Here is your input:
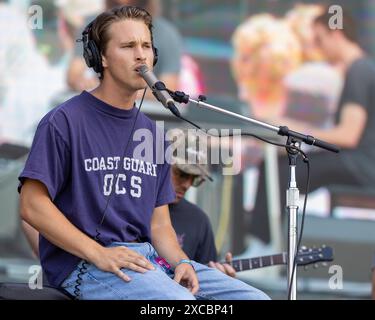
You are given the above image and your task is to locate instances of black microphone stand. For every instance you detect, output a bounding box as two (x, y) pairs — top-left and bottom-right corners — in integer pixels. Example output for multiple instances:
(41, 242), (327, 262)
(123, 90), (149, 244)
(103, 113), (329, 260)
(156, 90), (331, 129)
(168, 91), (339, 300)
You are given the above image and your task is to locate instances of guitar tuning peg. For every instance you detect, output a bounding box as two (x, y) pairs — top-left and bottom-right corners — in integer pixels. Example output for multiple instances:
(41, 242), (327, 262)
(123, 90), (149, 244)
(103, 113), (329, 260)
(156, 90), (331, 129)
(322, 262), (328, 267)
(301, 246), (307, 251)
(313, 263), (319, 269)
(304, 266), (309, 271)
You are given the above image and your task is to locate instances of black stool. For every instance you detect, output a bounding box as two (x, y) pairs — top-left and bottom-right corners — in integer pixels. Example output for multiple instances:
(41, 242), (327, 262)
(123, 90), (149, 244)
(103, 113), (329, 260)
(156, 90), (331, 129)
(0, 282), (72, 300)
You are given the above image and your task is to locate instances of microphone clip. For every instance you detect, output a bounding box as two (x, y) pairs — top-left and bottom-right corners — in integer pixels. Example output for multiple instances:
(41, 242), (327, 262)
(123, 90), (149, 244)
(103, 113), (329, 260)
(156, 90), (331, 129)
(152, 80), (190, 105)
(153, 81), (167, 91)
(170, 90), (190, 104)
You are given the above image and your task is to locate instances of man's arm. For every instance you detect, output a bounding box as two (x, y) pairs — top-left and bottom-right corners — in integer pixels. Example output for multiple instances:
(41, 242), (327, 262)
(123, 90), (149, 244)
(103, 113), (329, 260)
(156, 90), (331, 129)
(309, 103), (367, 148)
(21, 220), (39, 258)
(151, 205), (199, 294)
(151, 205), (188, 267)
(20, 179), (154, 281)
(66, 57), (99, 92)
(271, 103), (367, 149)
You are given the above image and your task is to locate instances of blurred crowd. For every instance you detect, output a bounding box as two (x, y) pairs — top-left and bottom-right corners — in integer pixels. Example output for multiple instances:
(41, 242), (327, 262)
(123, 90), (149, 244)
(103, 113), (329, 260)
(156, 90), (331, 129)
(232, 5), (342, 124)
(1, 0), (343, 146)
(1, 0), (204, 145)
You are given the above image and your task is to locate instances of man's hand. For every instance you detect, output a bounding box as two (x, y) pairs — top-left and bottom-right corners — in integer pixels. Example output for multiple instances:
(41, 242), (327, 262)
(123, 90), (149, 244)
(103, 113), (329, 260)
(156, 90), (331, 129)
(208, 252), (236, 278)
(173, 263), (199, 295)
(91, 246), (155, 282)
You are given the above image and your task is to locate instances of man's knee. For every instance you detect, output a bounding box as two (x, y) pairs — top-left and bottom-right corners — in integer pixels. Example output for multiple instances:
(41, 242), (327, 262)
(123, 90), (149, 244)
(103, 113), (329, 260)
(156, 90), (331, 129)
(246, 288), (271, 300)
(159, 289), (196, 300)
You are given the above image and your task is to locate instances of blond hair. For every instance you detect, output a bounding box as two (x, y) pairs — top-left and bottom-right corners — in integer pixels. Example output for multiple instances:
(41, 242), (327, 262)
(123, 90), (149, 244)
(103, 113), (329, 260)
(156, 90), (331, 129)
(231, 14), (301, 91)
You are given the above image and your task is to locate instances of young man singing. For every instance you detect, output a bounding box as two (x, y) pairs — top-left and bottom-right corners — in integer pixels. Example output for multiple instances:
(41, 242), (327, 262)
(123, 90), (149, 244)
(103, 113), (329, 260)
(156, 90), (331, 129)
(18, 6), (269, 300)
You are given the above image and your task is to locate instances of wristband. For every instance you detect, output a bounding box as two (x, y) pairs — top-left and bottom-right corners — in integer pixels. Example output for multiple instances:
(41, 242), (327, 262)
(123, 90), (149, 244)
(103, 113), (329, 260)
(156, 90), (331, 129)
(176, 259), (194, 269)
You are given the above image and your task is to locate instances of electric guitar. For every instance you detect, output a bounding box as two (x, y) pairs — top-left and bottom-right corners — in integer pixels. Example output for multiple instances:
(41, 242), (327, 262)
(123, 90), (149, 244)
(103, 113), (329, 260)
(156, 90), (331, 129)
(224, 245), (334, 272)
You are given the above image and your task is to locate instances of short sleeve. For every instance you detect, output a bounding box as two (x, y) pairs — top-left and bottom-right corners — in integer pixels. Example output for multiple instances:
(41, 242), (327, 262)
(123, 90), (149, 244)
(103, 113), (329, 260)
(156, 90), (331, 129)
(155, 162), (176, 208)
(154, 126), (176, 207)
(194, 214), (218, 264)
(342, 62), (372, 112)
(18, 121), (71, 200)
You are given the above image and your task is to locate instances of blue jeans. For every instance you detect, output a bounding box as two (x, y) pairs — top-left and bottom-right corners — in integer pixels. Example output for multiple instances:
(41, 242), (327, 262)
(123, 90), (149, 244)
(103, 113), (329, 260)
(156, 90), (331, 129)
(61, 242), (270, 300)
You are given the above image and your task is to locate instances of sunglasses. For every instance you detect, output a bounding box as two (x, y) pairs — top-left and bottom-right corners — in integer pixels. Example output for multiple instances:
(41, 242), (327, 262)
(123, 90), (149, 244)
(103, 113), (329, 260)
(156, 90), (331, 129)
(173, 167), (205, 187)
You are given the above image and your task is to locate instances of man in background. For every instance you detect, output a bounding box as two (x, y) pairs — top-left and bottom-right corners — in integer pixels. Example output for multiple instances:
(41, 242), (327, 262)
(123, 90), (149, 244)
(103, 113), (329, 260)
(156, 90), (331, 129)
(168, 129), (236, 277)
(249, 8), (375, 246)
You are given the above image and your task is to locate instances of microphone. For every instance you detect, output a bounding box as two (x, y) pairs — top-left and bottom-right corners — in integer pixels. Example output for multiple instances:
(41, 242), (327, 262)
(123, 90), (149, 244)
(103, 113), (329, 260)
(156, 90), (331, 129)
(137, 65), (181, 117)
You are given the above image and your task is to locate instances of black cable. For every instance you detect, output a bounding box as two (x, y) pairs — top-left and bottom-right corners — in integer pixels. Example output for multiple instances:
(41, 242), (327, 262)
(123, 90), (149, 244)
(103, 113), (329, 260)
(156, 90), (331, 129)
(95, 89), (145, 239)
(73, 260), (89, 298)
(173, 110), (311, 300)
(73, 88), (147, 299)
(94, 89), (147, 240)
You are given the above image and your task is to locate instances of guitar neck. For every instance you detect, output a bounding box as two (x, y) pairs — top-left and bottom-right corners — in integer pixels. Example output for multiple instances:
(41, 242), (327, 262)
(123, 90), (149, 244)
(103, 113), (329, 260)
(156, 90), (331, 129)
(227, 252), (288, 272)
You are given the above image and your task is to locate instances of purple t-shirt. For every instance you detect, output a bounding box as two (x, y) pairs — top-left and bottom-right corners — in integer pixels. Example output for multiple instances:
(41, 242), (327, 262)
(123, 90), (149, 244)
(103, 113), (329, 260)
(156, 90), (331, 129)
(18, 91), (176, 287)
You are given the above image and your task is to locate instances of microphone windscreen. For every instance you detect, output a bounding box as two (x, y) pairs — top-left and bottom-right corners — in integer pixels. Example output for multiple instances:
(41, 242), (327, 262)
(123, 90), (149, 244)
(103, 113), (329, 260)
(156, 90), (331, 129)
(137, 65), (148, 74)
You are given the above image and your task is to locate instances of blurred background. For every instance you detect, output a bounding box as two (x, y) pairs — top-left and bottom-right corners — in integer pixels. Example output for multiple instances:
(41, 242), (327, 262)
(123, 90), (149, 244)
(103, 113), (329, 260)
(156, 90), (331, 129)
(1, 0), (375, 299)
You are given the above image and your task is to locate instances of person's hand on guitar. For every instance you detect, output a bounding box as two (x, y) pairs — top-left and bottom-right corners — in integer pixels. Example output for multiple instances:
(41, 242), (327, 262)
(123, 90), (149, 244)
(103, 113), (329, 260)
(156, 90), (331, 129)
(208, 252), (236, 278)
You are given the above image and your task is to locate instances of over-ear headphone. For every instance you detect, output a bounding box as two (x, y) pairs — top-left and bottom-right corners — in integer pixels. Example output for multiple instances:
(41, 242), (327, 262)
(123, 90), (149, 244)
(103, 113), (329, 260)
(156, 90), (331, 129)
(81, 19), (159, 77)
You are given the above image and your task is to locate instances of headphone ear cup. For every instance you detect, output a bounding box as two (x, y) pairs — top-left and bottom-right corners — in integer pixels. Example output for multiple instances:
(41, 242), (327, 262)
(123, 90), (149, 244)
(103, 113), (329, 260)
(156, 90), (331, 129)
(88, 40), (103, 74)
(83, 43), (94, 68)
(153, 47), (159, 66)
